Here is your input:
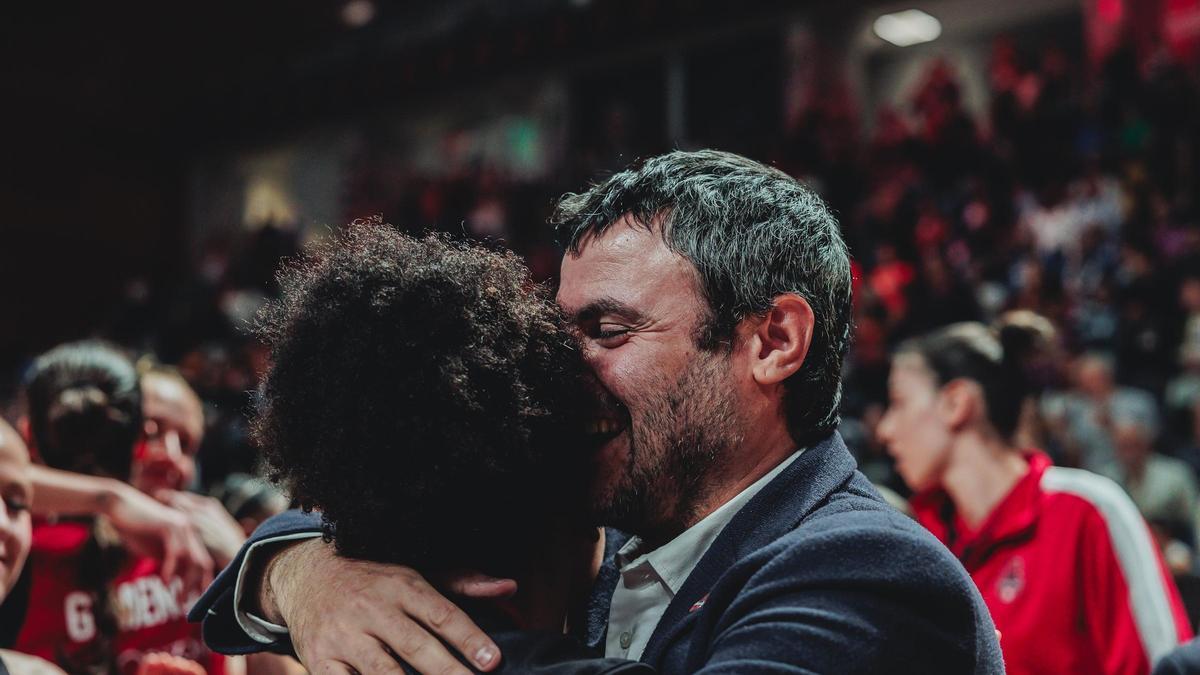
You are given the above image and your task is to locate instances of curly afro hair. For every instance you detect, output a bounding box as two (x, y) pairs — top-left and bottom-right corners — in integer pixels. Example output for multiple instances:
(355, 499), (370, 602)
(253, 219), (594, 574)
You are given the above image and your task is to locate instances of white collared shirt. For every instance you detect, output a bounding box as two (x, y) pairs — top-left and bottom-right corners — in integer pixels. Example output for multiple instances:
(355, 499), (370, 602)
(604, 448), (803, 660)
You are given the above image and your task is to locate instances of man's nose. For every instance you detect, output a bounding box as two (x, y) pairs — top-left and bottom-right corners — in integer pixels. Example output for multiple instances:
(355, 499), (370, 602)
(580, 339), (601, 367)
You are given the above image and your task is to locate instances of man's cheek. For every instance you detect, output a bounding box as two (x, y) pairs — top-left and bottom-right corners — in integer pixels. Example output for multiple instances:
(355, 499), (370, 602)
(605, 354), (662, 402)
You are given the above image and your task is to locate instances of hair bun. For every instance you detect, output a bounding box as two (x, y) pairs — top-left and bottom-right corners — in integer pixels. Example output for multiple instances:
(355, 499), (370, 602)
(51, 385), (108, 417)
(994, 310), (1056, 370)
(49, 385), (130, 426)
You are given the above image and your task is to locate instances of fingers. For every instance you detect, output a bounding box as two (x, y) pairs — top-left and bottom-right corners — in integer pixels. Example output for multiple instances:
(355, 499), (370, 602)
(159, 530), (180, 583)
(311, 661), (356, 675)
(302, 634), (418, 675)
(174, 526), (215, 594)
(158, 490), (210, 512)
(369, 617), (472, 675)
(400, 574), (500, 671)
(278, 554), (501, 675)
(158, 523), (213, 594)
(154, 489), (208, 513)
(191, 530), (216, 590)
(137, 653), (207, 675)
(153, 489), (181, 506)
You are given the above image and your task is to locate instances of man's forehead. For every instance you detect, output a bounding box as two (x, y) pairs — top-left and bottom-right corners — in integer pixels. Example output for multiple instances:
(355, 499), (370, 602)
(557, 216), (693, 312)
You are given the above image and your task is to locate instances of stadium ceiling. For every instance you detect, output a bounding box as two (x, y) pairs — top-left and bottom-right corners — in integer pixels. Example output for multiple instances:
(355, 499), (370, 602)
(3, 0), (902, 150)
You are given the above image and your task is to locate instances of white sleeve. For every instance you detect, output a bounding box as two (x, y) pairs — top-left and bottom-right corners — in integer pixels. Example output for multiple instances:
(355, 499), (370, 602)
(233, 531), (323, 643)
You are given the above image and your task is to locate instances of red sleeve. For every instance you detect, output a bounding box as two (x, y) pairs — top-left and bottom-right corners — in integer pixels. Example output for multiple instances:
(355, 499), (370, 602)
(1078, 506), (1191, 675)
(1156, 546), (1194, 644)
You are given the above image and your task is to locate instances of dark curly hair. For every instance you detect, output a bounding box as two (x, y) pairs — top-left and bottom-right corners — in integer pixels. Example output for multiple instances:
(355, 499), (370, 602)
(253, 219), (594, 575)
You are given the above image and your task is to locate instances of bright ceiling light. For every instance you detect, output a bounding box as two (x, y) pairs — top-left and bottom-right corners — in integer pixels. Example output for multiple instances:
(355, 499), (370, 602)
(341, 0), (376, 28)
(873, 9), (942, 47)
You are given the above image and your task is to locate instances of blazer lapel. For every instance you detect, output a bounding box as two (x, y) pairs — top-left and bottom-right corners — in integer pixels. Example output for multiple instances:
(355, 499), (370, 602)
(638, 432), (859, 667)
(582, 528), (631, 650)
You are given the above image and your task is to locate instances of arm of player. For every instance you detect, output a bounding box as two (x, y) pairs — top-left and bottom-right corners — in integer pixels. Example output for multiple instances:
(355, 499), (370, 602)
(190, 509), (507, 675)
(29, 464), (213, 593)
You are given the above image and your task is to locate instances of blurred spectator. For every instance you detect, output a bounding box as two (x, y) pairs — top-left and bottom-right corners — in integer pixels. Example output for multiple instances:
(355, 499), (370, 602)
(1168, 278), (1200, 423)
(1175, 400), (1200, 509)
(1042, 352), (1159, 471)
(877, 317), (1192, 674)
(0, 420), (67, 674)
(1101, 416), (1200, 564)
(131, 366), (204, 495)
(13, 342), (222, 675)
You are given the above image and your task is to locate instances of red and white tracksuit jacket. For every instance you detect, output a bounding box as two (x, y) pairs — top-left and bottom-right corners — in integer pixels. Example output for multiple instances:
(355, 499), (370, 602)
(913, 451), (1193, 675)
(14, 519), (225, 675)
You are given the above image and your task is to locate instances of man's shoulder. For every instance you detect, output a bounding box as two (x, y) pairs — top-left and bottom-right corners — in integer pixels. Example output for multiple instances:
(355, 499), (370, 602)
(639, 447), (1003, 674)
(679, 470), (1001, 674)
(752, 472), (968, 586)
(1154, 637), (1200, 675)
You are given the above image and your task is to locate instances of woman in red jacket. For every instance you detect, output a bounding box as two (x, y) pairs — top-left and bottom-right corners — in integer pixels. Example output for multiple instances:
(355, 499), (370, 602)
(877, 313), (1192, 675)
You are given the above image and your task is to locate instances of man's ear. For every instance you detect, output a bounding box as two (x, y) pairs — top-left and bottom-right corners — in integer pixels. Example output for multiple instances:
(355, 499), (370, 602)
(747, 294), (814, 386)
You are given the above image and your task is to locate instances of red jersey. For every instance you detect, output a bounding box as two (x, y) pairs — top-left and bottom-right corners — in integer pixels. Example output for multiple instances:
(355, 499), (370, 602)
(14, 520), (225, 675)
(913, 452), (1193, 675)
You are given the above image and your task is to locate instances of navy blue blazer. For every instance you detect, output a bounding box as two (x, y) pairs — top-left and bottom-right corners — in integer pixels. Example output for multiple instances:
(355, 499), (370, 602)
(192, 433), (1004, 673)
(1155, 637), (1200, 675)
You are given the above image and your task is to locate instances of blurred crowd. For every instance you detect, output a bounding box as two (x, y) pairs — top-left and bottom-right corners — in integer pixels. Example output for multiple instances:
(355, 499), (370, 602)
(89, 36), (1200, 558)
(3, 30), (1200, 672)
(829, 40), (1200, 582)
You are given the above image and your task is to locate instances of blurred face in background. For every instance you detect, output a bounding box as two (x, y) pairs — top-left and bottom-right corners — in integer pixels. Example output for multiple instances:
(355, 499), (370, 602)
(0, 422), (32, 598)
(877, 353), (955, 492)
(1178, 278), (1200, 314)
(1113, 421), (1153, 472)
(1074, 356), (1114, 399)
(132, 372), (204, 494)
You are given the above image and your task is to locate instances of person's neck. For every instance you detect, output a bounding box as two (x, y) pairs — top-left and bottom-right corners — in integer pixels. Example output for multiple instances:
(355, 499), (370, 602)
(941, 431), (1029, 530)
(643, 420), (797, 549)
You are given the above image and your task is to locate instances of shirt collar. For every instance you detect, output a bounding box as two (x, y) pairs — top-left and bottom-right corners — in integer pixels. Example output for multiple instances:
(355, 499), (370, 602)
(615, 447), (805, 594)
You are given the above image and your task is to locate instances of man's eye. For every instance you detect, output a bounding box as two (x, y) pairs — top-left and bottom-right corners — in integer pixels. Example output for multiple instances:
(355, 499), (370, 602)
(5, 496), (29, 514)
(595, 326), (631, 346)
